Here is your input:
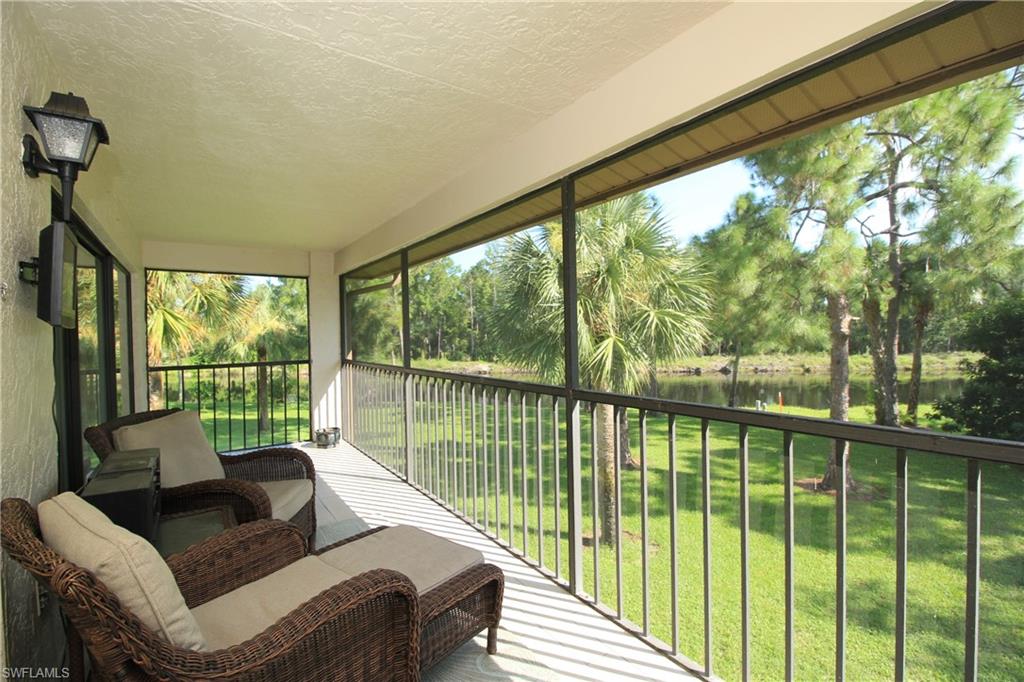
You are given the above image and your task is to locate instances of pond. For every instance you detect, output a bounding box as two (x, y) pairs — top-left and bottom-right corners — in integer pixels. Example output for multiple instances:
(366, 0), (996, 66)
(653, 373), (964, 410)
(492, 371), (965, 411)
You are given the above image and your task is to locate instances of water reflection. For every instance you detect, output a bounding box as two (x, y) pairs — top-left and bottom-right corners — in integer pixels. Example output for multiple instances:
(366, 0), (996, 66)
(494, 371), (964, 411)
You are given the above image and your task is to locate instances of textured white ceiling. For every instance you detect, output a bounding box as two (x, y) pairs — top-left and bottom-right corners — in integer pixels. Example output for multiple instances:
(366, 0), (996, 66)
(22, 2), (725, 252)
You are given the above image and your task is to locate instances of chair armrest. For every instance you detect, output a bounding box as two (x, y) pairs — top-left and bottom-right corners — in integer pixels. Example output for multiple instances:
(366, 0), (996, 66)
(420, 563), (505, 623)
(110, 570), (421, 682)
(161, 479), (272, 524)
(167, 520), (307, 607)
(219, 447), (316, 483)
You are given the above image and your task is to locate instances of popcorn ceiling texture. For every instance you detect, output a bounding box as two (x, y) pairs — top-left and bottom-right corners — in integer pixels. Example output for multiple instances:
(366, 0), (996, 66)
(0, 3), (67, 668)
(21, 1), (722, 253)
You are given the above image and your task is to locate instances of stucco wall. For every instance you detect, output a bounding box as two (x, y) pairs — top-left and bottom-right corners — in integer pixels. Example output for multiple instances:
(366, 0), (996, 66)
(1, 3), (141, 667)
(0, 3), (69, 668)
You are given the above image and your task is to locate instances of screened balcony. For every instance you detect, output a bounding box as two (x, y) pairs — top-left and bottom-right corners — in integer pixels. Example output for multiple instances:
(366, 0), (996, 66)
(3, 1), (1023, 679)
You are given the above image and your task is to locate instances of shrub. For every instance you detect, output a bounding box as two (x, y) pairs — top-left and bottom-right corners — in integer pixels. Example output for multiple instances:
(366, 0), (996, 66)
(934, 295), (1024, 440)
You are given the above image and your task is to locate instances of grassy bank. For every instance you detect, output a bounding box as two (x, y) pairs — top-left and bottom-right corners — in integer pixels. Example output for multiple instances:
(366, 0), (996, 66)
(358, 397), (1020, 681)
(411, 352), (980, 378)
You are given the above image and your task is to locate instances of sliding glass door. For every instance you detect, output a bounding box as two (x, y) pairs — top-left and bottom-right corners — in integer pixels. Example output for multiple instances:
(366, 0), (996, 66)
(55, 193), (135, 490)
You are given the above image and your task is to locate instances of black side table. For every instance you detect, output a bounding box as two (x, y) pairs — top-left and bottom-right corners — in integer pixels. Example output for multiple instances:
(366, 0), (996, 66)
(79, 448), (160, 540)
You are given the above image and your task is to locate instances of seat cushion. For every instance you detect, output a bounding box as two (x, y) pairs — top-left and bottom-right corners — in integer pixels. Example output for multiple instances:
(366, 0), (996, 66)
(256, 479), (313, 521)
(38, 493), (205, 650)
(318, 525), (484, 593)
(191, 556), (347, 650)
(113, 411), (224, 488)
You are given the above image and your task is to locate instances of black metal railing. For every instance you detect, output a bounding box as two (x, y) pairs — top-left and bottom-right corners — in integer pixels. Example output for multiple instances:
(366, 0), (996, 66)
(341, 360), (1023, 682)
(148, 360), (312, 451)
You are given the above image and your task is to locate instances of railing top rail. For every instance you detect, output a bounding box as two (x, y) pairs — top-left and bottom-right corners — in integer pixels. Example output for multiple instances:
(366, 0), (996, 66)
(347, 360), (565, 396)
(344, 360), (1024, 465)
(149, 359), (310, 371)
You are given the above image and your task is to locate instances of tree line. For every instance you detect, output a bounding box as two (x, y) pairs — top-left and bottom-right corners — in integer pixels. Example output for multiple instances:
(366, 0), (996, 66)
(349, 68), (1022, 511)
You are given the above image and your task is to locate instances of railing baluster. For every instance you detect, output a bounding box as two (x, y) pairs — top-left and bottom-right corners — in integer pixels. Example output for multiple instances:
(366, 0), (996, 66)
(212, 368), (218, 449)
(964, 458), (981, 682)
(615, 404), (623, 618)
(270, 365), (275, 444)
(506, 389), (514, 547)
(242, 366), (248, 448)
(283, 363), (288, 444)
(494, 387), (501, 540)
(784, 431), (795, 682)
(640, 409), (649, 636)
(443, 380), (450, 501)
(895, 447), (907, 682)
(553, 396), (561, 580)
(521, 390), (528, 554)
(702, 417), (713, 677)
(536, 392), (543, 566)
(471, 385), (478, 523)
(434, 379), (441, 495)
(452, 381), (458, 509)
(482, 386), (489, 530)
(740, 423), (750, 681)
(669, 414), (679, 655)
(163, 369), (169, 409)
(836, 438), (848, 682)
(227, 368), (233, 451)
(461, 383), (468, 516)
(590, 402), (599, 603)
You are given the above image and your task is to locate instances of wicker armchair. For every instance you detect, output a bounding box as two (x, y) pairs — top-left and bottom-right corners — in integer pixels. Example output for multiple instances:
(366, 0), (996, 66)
(0, 498), (419, 681)
(84, 409), (316, 542)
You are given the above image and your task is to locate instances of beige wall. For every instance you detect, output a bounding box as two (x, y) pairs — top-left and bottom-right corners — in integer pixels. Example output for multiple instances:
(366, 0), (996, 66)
(0, 4), (64, 668)
(335, 1), (931, 273)
(0, 3), (139, 667)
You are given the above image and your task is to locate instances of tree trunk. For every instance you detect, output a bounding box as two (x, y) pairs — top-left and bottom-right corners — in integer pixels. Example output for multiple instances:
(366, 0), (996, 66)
(864, 159), (905, 427)
(257, 345), (269, 431)
(905, 301), (932, 426)
(821, 293), (855, 491)
(596, 402), (617, 545)
(728, 340), (742, 408)
(148, 370), (164, 409)
(618, 408), (634, 469)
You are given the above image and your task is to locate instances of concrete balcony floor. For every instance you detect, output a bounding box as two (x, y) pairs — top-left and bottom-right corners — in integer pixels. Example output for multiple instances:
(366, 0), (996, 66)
(304, 441), (695, 681)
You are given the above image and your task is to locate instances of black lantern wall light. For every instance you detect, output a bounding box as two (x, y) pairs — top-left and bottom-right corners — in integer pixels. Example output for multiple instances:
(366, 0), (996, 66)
(22, 91), (109, 221)
(18, 91), (109, 328)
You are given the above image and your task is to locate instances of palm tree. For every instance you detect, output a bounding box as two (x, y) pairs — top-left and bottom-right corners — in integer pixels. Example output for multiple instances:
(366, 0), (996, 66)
(493, 192), (711, 543)
(145, 271), (245, 404)
(215, 283), (290, 431)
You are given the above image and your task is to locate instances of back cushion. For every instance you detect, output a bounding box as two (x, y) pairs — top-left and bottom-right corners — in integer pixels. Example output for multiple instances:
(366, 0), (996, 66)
(38, 493), (206, 650)
(113, 411), (224, 488)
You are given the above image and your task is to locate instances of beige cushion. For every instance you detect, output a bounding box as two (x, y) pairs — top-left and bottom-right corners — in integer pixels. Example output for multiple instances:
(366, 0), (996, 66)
(256, 479), (313, 521)
(191, 556), (347, 650)
(38, 493), (205, 650)
(318, 525), (483, 593)
(113, 411), (224, 488)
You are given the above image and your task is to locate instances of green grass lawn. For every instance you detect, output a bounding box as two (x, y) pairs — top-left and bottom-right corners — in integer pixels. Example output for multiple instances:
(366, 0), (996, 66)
(356, 394), (1022, 682)
(167, 399), (312, 452)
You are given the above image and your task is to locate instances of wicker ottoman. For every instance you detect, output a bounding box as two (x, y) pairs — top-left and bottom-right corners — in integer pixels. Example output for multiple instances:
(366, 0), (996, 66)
(315, 526), (505, 671)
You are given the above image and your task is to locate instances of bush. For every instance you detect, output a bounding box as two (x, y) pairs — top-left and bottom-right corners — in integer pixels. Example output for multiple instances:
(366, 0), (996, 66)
(934, 295), (1024, 440)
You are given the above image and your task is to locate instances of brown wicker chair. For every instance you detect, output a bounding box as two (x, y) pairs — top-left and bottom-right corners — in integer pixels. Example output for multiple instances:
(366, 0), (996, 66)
(0, 498), (419, 681)
(1, 498), (505, 680)
(85, 409), (316, 542)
